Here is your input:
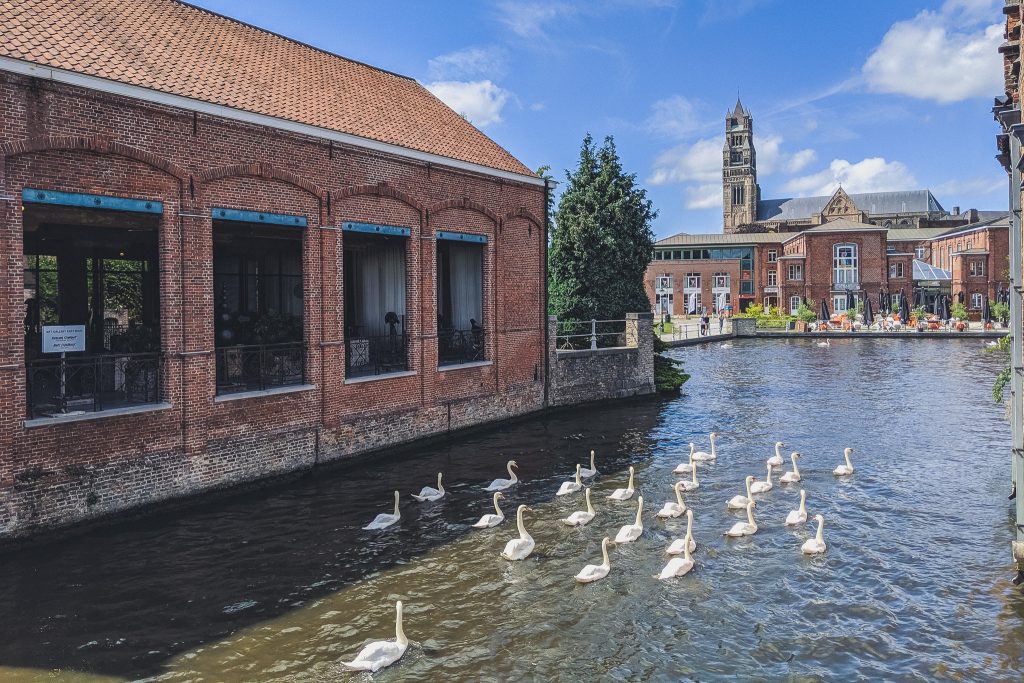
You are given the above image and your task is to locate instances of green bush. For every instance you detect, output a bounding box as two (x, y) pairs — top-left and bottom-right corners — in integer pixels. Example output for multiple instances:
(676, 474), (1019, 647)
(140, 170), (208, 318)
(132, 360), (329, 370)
(795, 302), (816, 323)
(653, 331), (689, 394)
(992, 301), (1010, 323)
(951, 302), (968, 320)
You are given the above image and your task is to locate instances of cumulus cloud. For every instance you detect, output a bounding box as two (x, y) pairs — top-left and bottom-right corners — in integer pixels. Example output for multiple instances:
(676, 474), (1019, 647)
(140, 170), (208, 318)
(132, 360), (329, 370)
(648, 138), (721, 186)
(862, 0), (1002, 103)
(428, 46), (508, 81)
(785, 148), (817, 174)
(783, 158), (917, 197)
(425, 80), (511, 127)
(685, 184), (723, 209)
(646, 95), (703, 138)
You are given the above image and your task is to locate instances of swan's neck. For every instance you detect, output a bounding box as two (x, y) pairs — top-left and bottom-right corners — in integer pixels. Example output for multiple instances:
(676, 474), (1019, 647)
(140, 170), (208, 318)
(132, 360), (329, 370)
(799, 492), (806, 514)
(634, 501), (644, 526)
(517, 508), (530, 540)
(590, 450), (596, 470)
(507, 462), (518, 482)
(493, 494), (503, 516)
(392, 492), (400, 517)
(745, 478), (752, 497)
(710, 434), (716, 456)
(585, 490), (594, 514)
(775, 443), (782, 459)
(815, 518), (824, 542)
(601, 540), (610, 568)
(575, 467), (582, 485)
(683, 542), (693, 563)
(685, 513), (693, 538)
(395, 604), (408, 646)
(793, 457), (800, 476)
(844, 451), (853, 469)
(627, 470), (635, 489)
(675, 485), (684, 506)
(437, 474), (444, 492)
(765, 466), (773, 483)
(746, 505), (756, 526)
(691, 466), (698, 484)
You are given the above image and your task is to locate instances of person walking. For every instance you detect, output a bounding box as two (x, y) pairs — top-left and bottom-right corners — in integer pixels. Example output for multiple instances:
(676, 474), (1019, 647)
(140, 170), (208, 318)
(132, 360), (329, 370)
(717, 311), (725, 334)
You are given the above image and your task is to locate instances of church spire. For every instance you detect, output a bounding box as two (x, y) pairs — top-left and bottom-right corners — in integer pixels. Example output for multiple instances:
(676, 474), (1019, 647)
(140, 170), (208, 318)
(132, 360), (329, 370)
(732, 95), (745, 117)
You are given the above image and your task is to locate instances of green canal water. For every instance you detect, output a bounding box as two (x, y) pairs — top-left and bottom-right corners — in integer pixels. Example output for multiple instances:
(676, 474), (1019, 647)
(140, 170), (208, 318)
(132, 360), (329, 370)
(0, 338), (1022, 681)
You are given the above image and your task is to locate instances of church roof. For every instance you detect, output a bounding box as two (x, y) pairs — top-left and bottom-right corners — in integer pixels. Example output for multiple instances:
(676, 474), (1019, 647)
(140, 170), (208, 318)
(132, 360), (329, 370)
(801, 218), (887, 233)
(757, 190), (945, 221)
(731, 98), (747, 117)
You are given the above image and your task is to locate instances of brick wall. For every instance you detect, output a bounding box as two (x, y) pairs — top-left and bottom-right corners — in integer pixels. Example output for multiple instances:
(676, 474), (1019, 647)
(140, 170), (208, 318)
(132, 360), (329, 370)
(0, 71), (552, 538)
(547, 313), (655, 407)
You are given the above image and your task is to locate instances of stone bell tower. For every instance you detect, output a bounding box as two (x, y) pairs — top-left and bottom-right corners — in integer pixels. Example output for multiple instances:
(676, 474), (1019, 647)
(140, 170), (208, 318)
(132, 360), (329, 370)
(722, 99), (759, 233)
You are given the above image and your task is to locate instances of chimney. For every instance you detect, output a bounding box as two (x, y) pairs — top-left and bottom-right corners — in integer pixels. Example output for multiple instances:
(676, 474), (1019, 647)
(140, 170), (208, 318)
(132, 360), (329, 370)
(952, 206), (960, 215)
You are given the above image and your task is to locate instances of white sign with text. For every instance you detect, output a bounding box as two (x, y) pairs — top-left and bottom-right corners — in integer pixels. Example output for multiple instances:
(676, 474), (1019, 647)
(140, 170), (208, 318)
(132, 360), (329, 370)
(42, 325), (86, 353)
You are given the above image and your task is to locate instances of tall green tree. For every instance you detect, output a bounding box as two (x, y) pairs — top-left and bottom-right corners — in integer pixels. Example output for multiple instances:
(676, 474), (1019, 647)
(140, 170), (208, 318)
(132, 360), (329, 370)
(549, 134), (656, 321)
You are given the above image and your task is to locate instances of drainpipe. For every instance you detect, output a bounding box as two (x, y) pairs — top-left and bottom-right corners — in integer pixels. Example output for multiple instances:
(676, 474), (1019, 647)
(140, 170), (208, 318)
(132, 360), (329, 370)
(542, 178), (551, 409)
(1009, 122), (1024, 579)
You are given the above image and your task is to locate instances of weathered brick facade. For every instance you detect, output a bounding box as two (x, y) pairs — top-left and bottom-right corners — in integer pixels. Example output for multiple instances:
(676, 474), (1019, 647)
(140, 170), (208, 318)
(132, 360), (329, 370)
(0, 71), (550, 537)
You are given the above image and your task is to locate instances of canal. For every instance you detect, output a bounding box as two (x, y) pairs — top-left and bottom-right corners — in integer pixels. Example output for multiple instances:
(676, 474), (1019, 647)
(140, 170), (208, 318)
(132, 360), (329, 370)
(1, 338), (1022, 680)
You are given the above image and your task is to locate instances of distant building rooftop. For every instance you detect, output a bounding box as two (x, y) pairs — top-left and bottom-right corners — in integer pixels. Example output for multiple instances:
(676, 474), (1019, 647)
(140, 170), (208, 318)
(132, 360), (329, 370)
(757, 190), (945, 222)
(656, 232), (788, 246)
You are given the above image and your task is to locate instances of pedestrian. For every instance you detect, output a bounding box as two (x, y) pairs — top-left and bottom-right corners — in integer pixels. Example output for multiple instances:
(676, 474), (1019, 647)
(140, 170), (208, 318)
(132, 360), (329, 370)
(701, 312), (709, 336)
(718, 311), (725, 334)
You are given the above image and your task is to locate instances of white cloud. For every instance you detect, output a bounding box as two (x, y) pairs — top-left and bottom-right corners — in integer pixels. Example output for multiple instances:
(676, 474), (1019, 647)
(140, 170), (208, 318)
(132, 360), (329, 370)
(784, 158), (917, 197)
(646, 95), (702, 138)
(932, 175), (1005, 198)
(428, 46), (508, 81)
(495, 1), (577, 39)
(862, 1), (1002, 103)
(648, 138), (721, 186)
(747, 134), (816, 176)
(425, 80), (511, 127)
(685, 184), (722, 209)
(785, 148), (817, 174)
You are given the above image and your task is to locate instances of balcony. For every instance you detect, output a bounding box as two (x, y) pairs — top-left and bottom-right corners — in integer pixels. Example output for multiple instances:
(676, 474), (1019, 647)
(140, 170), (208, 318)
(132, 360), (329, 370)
(438, 327), (487, 366)
(346, 331), (409, 378)
(26, 352), (162, 419)
(215, 342), (305, 395)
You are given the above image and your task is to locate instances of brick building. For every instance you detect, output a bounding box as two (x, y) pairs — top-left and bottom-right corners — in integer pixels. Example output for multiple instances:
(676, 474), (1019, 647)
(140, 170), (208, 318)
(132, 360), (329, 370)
(0, 1), (550, 536)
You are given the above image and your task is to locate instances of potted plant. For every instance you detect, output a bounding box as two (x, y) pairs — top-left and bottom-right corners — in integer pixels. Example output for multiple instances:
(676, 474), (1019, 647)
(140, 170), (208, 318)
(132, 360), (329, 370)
(992, 301), (1010, 329)
(911, 307), (928, 331)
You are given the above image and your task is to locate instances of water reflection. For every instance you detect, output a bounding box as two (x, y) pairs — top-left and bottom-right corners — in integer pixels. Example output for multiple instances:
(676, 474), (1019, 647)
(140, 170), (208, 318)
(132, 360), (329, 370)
(1, 338), (1023, 680)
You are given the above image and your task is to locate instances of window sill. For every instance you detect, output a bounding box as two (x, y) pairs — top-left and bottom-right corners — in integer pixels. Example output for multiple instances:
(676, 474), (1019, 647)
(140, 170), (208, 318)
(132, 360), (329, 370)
(214, 384), (316, 403)
(344, 370), (417, 385)
(25, 402), (174, 428)
(437, 360), (493, 371)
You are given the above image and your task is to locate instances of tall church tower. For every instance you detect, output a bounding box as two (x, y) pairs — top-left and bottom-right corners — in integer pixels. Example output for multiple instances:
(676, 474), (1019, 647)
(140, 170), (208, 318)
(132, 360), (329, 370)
(722, 99), (759, 233)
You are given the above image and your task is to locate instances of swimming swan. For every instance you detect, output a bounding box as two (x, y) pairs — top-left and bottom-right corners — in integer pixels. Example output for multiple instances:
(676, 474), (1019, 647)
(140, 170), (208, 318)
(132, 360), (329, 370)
(485, 460), (520, 491)
(833, 447), (855, 476)
(342, 600), (409, 672)
(557, 464), (583, 496)
(580, 450), (599, 478)
(678, 463), (699, 492)
(725, 500), (758, 537)
(411, 472), (445, 502)
(501, 505), (535, 560)
(727, 475), (755, 510)
(562, 487), (596, 527)
(666, 509), (696, 555)
(672, 444), (697, 474)
(749, 463), (774, 494)
(608, 466), (636, 501)
(780, 452), (801, 483)
(614, 496), (645, 543)
(363, 491), (401, 530)
(801, 514), (826, 554)
(575, 536), (612, 583)
(656, 481), (688, 518)
(816, 338), (831, 347)
(472, 492), (505, 528)
(785, 489), (807, 526)
(767, 441), (785, 467)
(691, 432), (717, 461)
(658, 541), (695, 580)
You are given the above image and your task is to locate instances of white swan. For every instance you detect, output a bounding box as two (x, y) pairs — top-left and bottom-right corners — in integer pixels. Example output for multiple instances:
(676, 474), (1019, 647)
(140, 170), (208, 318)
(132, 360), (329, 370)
(727, 475), (755, 510)
(501, 505), (535, 560)
(363, 490), (401, 530)
(656, 481), (687, 518)
(720, 342), (734, 349)
(780, 452), (801, 483)
(342, 600), (409, 672)
(749, 463), (774, 494)
(672, 444), (697, 474)
(608, 466), (636, 501)
(562, 487), (596, 526)
(658, 541), (695, 580)
(785, 489), (807, 526)
(574, 536), (612, 583)
(580, 450), (599, 478)
(801, 514), (826, 554)
(678, 462), (699, 492)
(666, 509), (696, 555)
(816, 338), (831, 347)
(767, 441), (785, 467)
(725, 500), (758, 537)
(485, 460), (520, 491)
(692, 432), (717, 461)
(411, 472), (445, 502)
(614, 496), (644, 543)
(556, 464), (583, 496)
(472, 492), (505, 528)
(833, 447), (855, 476)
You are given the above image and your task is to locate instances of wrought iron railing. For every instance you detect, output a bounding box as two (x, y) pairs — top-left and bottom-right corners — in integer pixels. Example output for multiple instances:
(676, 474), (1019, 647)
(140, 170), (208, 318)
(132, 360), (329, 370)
(215, 342), (305, 395)
(555, 319), (632, 350)
(438, 328), (487, 366)
(346, 333), (409, 378)
(25, 352), (162, 418)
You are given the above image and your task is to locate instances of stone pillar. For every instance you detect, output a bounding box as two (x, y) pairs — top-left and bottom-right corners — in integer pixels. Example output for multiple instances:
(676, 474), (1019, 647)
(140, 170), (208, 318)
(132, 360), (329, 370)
(626, 312), (654, 394)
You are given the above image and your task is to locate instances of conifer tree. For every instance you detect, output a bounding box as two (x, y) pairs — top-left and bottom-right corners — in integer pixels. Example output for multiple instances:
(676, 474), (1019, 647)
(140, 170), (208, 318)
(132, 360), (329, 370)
(549, 134), (656, 321)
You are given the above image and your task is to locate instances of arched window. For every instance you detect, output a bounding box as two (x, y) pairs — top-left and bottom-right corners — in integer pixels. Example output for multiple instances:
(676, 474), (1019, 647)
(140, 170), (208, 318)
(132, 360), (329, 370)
(833, 243), (858, 286)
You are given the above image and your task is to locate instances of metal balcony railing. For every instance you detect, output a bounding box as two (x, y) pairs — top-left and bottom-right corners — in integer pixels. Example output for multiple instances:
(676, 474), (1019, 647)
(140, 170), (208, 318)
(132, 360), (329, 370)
(438, 328), (487, 366)
(215, 342), (305, 395)
(346, 332), (409, 378)
(25, 352), (162, 418)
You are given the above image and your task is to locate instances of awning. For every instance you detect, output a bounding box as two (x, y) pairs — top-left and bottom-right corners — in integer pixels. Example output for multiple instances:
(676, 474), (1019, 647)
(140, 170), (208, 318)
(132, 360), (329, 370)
(912, 259), (951, 281)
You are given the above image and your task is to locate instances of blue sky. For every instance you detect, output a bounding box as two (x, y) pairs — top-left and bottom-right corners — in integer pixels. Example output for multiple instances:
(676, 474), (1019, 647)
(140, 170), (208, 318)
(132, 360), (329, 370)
(191, 0), (1007, 238)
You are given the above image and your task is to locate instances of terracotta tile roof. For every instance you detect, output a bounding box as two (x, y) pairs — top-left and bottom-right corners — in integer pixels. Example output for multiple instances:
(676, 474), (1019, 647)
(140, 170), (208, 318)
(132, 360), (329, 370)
(0, 0), (536, 177)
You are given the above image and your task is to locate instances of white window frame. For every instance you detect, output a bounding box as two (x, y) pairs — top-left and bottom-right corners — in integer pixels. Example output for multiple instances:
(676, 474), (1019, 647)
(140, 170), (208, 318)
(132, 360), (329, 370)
(767, 269), (777, 286)
(833, 295), (847, 313)
(833, 243), (858, 287)
(970, 260), (986, 277)
(655, 275), (673, 291)
(767, 249), (777, 263)
(685, 273), (701, 290)
(915, 246), (925, 259)
(790, 296), (801, 315)
(788, 263), (803, 281)
(971, 292), (983, 310)
(889, 262), (904, 278)
(712, 272), (730, 289)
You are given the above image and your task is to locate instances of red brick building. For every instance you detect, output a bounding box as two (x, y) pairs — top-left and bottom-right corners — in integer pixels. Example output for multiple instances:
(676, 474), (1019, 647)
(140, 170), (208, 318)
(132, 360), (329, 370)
(0, 1), (548, 536)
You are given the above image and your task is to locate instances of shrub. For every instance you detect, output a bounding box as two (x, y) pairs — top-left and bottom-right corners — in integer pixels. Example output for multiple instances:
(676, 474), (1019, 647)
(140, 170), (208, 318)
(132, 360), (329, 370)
(951, 302), (968, 320)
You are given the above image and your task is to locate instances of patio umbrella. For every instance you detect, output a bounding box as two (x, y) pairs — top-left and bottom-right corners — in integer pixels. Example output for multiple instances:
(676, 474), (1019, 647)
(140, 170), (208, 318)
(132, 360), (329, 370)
(932, 294), (941, 317)
(846, 290), (855, 314)
(879, 289), (886, 314)
(958, 290), (965, 304)
(863, 296), (874, 327)
(982, 297), (992, 324)
(899, 289), (910, 323)
(819, 298), (830, 322)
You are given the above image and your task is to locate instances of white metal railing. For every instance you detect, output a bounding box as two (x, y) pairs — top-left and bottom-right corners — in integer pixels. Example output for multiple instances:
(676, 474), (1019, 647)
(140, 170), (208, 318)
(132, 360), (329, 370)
(555, 319), (634, 350)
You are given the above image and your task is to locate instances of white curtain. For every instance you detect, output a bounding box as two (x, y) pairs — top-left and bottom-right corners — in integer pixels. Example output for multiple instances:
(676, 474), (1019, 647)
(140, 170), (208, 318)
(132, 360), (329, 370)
(447, 243), (482, 329)
(351, 241), (405, 337)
